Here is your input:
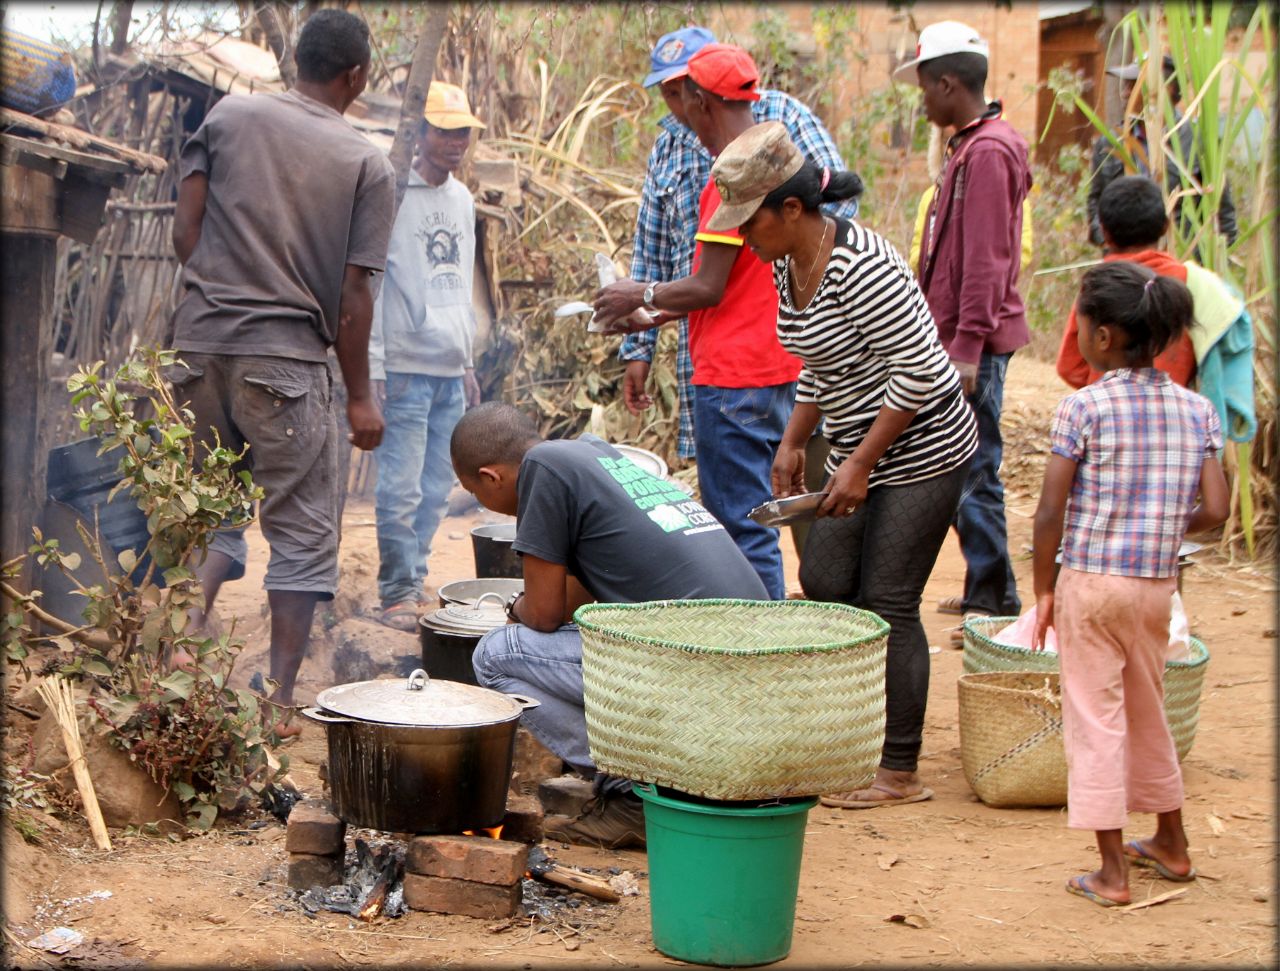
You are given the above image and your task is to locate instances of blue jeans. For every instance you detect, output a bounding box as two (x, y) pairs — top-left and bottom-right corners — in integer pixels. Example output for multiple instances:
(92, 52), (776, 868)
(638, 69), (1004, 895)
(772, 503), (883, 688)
(956, 352), (1021, 617)
(693, 383), (795, 600)
(473, 623), (630, 797)
(374, 373), (465, 608)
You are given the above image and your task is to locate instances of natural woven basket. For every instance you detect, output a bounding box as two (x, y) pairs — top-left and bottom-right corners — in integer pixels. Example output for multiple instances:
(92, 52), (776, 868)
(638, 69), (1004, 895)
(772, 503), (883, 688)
(575, 599), (889, 801)
(958, 672), (1067, 808)
(963, 616), (1209, 761)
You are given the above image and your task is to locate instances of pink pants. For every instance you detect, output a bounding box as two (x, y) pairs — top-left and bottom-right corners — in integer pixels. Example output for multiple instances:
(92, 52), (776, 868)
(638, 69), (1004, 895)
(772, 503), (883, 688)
(1056, 567), (1183, 831)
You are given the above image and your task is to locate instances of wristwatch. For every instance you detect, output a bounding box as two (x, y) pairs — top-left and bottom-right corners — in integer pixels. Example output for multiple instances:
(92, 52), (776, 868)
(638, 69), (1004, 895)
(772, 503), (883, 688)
(504, 592), (524, 624)
(642, 283), (658, 311)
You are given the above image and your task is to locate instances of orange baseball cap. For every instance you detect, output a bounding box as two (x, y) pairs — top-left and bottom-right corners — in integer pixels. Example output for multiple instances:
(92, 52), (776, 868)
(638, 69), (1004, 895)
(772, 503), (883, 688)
(687, 42), (761, 102)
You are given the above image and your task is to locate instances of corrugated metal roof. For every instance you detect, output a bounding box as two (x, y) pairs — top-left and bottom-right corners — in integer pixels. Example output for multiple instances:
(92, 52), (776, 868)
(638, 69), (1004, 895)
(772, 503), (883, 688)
(147, 32), (395, 152)
(1040, 1), (1098, 21)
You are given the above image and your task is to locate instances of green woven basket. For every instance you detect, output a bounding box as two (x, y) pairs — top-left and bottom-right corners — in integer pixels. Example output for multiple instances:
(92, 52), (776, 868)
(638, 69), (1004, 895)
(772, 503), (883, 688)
(575, 599), (889, 801)
(962, 616), (1209, 761)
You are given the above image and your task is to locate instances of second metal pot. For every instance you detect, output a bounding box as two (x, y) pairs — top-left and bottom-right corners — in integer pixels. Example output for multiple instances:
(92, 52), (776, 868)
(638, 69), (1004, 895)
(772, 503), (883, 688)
(470, 523), (521, 578)
(418, 618), (483, 686)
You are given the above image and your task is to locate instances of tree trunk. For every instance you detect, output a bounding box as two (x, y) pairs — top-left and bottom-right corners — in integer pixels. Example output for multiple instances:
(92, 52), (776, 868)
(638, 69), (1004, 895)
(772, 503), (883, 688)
(256, 2), (298, 89)
(110, 1), (134, 56)
(388, 3), (450, 216)
(1097, 0), (1129, 127)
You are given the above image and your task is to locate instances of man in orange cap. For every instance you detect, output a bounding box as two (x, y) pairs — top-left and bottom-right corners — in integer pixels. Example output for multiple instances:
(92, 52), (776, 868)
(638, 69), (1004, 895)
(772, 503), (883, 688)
(594, 43), (814, 600)
(369, 81), (486, 631)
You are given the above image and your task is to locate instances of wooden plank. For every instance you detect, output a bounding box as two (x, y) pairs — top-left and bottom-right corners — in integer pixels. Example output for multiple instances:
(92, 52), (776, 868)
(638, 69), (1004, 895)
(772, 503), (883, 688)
(0, 134), (130, 184)
(0, 106), (167, 173)
(58, 174), (113, 245)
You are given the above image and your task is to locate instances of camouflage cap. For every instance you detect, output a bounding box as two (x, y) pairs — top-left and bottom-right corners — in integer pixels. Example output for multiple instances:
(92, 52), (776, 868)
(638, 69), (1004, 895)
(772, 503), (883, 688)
(705, 121), (804, 232)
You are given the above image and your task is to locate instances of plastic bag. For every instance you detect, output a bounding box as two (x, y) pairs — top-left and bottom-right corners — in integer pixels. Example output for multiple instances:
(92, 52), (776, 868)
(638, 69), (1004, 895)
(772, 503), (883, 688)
(994, 591), (1191, 660)
(994, 607), (1056, 653)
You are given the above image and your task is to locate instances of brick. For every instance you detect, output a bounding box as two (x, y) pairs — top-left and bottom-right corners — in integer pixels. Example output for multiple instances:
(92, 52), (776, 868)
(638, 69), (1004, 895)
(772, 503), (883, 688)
(500, 793), (544, 844)
(403, 873), (522, 919)
(537, 775), (595, 817)
(285, 800), (347, 855)
(406, 835), (528, 885)
(287, 852), (344, 890)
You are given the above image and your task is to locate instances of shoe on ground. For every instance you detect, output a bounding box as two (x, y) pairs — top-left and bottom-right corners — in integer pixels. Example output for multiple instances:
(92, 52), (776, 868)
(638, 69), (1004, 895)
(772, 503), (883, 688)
(544, 792), (646, 849)
(949, 610), (992, 649)
(936, 595), (965, 616)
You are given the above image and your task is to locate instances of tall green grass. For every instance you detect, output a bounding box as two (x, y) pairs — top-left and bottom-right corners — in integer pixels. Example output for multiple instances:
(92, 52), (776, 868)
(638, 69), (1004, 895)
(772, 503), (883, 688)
(1071, 3), (1275, 559)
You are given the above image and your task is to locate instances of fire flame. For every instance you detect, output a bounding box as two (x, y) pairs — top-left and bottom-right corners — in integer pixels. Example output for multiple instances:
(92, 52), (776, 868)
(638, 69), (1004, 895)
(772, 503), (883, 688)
(460, 825), (504, 840)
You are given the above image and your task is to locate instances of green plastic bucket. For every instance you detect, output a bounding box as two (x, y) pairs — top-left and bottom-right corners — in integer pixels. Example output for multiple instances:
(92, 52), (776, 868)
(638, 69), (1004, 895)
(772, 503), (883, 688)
(634, 784), (816, 967)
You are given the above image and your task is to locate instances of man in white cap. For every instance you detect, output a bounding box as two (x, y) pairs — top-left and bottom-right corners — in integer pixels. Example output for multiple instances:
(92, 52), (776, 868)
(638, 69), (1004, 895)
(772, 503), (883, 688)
(895, 21), (1031, 652)
(369, 81), (486, 630)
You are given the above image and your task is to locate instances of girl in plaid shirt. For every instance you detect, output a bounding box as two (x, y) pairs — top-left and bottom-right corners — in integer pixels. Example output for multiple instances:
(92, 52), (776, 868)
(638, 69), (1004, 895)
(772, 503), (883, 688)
(1032, 261), (1229, 908)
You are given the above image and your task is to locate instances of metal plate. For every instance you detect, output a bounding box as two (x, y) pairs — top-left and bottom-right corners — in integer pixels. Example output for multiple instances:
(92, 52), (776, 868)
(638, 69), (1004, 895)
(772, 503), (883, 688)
(613, 444), (669, 480)
(748, 492), (829, 528)
(315, 670), (521, 727)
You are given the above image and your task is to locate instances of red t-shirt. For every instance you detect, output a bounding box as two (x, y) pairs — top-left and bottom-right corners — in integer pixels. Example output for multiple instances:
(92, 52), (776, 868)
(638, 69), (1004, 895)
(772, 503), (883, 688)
(687, 179), (801, 388)
(1055, 250), (1196, 389)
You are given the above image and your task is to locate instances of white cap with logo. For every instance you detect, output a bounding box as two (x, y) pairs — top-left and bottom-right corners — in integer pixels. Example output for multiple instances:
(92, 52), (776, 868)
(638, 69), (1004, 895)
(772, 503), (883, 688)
(892, 21), (989, 82)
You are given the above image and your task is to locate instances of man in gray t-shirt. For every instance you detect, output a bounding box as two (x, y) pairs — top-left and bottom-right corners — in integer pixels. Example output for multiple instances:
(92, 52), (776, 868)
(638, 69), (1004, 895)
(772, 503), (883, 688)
(168, 10), (395, 718)
(450, 403), (766, 848)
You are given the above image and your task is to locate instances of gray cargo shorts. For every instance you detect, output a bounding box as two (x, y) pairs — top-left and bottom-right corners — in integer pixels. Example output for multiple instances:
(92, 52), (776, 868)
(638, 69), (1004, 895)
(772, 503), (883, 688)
(166, 352), (340, 597)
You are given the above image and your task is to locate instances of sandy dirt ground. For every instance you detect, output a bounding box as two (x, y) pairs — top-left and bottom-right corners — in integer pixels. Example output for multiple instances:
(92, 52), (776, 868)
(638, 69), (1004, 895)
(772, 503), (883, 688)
(4, 355), (1276, 969)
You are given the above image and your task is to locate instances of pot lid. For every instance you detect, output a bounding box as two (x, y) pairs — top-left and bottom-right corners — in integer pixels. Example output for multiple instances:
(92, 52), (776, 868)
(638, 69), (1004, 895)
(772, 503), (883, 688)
(315, 669), (523, 727)
(440, 598), (507, 626)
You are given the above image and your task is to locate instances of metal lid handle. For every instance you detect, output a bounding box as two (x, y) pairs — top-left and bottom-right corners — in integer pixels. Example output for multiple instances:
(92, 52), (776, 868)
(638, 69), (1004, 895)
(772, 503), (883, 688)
(474, 591), (506, 609)
(407, 669), (429, 691)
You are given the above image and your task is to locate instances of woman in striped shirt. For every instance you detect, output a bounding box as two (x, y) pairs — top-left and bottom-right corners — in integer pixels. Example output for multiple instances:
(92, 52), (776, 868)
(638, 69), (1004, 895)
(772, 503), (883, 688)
(707, 122), (978, 810)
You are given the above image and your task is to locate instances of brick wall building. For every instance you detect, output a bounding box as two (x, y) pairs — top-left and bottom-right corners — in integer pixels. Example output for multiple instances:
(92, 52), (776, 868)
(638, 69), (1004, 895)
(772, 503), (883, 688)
(711, 2), (1043, 143)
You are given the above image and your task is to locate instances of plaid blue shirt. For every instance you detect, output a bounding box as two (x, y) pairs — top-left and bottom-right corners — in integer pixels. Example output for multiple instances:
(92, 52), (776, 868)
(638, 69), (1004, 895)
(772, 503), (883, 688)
(1052, 368), (1222, 578)
(620, 90), (857, 457)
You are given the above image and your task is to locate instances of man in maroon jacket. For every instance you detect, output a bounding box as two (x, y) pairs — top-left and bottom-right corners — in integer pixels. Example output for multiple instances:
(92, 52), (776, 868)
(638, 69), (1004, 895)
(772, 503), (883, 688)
(896, 22), (1031, 644)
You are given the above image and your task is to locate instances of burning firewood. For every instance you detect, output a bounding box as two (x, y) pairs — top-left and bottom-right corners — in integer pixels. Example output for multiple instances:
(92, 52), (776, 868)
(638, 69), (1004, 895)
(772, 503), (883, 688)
(353, 838), (403, 922)
(526, 846), (620, 903)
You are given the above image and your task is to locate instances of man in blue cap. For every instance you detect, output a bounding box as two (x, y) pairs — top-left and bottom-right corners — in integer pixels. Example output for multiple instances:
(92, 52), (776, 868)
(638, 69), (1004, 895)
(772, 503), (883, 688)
(617, 26), (856, 470)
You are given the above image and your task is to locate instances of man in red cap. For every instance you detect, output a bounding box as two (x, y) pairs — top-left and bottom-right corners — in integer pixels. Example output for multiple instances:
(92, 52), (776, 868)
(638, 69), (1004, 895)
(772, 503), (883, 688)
(594, 43), (804, 600)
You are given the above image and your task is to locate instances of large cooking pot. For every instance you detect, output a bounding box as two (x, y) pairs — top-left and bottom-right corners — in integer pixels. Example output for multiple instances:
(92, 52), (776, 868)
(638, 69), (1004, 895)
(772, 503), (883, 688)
(303, 669), (538, 833)
(418, 619), (482, 685)
(470, 523), (521, 578)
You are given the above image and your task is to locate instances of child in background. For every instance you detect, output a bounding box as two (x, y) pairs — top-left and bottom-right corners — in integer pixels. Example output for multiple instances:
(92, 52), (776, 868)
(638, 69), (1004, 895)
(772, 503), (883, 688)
(1032, 261), (1229, 908)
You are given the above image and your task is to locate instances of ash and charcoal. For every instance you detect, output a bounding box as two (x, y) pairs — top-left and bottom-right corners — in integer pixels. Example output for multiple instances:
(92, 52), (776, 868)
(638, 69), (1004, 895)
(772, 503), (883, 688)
(297, 837), (406, 919)
(520, 846), (641, 924)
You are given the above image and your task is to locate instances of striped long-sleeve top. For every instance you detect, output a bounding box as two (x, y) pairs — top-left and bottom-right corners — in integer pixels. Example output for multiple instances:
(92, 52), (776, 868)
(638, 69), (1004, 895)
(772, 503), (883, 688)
(775, 219), (978, 487)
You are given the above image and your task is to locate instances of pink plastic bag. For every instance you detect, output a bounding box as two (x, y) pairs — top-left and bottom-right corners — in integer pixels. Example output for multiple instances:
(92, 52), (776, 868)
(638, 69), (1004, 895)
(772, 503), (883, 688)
(994, 593), (1190, 659)
(994, 607), (1057, 653)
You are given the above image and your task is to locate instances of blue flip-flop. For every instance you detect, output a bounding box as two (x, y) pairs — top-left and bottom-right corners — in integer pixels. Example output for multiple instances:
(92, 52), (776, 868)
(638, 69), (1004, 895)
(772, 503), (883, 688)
(1065, 874), (1125, 908)
(1124, 840), (1197, 882)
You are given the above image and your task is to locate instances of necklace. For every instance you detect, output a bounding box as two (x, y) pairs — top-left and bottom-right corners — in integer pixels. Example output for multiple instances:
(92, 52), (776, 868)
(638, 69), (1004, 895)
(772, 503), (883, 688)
(790, 216), (831, 293)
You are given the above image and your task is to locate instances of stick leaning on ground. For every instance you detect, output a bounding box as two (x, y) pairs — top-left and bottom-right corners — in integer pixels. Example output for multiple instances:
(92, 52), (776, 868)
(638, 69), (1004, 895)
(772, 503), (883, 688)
(35, 675), (113, 851)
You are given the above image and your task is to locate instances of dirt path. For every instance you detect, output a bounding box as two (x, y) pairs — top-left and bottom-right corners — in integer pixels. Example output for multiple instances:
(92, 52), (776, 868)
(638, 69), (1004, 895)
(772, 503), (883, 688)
(5, 356), (1276, 968)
